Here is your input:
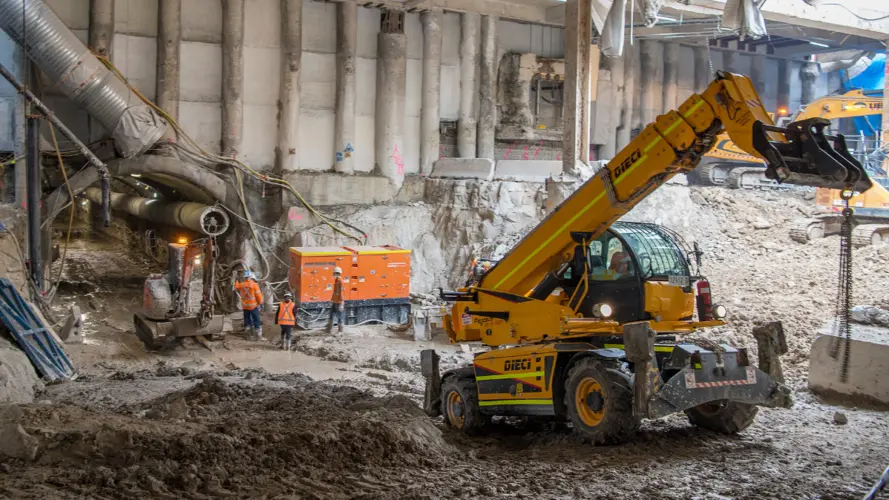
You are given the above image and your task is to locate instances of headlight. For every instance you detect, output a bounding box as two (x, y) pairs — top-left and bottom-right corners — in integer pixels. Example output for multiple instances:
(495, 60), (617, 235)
(712, 304), (727, 319)
(593, 303), (613, 318)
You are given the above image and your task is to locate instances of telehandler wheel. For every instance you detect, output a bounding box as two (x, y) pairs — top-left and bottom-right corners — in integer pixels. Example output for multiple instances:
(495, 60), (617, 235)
(685, 400), (758, 434)
(440, 376), (489, 435)
(564, 358), (638, 444)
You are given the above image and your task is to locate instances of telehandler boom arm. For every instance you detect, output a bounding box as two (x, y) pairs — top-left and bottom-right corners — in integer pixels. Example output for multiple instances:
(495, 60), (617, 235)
(478, 72), (872, 298)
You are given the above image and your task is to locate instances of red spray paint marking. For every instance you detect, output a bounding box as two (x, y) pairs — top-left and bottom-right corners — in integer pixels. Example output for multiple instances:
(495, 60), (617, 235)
(532, 141), (542, 160)
(556, 152), (562, 161)
(521, 145), (530, 161)
(503, 141), (517, 160)
(439, 146), (444, 159)
(391, 145), (405, 175)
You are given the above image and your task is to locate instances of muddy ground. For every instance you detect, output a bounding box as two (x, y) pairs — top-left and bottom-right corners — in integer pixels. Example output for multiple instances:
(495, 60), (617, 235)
(1, 186), (888, 498)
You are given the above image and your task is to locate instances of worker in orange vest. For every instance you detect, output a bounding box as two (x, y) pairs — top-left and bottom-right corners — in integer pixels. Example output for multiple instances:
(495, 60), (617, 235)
(275, 291), (296, 351)
(326, 266), (345, 333)
(235, 270), (264, 339)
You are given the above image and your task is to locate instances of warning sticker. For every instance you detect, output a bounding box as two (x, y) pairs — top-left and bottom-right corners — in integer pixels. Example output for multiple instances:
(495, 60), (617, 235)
(685, 366), (756, 389)
(462, 314), (472, 325)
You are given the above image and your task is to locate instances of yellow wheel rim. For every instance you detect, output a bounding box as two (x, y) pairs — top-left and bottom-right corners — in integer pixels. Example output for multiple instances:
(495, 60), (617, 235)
(446, 391), (465, 428)
(575, 378), (606, 427)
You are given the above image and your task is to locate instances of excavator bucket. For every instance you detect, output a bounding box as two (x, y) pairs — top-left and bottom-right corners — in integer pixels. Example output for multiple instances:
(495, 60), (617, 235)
(753, 118), (874, 193)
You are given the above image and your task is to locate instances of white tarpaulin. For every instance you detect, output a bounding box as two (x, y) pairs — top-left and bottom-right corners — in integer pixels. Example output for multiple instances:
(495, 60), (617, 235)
(722, 0), (768, 39)
(601, 0), (627, 58)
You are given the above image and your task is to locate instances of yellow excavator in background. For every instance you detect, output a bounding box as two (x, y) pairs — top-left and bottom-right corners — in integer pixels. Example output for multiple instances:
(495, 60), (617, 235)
(691, 89), (883, 189)
(421, 72), (873, 443)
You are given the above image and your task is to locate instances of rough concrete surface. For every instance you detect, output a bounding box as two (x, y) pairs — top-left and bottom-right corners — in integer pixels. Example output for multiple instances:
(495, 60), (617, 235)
(430, 158), (496, 181)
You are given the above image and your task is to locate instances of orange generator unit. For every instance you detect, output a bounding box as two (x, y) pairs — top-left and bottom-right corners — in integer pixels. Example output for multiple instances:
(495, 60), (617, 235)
(288, 245), (411, 328)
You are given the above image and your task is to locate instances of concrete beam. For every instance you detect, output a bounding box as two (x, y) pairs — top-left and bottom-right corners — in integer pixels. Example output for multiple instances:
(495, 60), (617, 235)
(330, 0), (552, 25)
(430, 158), (494, 181)
(665, 0), (889, 40)
(334, 2), (358, 174)
(277, 0), (301, 174)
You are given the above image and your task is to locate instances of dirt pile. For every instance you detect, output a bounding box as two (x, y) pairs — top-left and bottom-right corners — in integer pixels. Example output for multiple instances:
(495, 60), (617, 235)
(3, 376), (452, 498)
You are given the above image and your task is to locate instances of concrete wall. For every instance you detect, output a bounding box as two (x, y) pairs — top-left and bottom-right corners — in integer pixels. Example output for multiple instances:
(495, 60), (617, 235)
(1, 1), (838, 176)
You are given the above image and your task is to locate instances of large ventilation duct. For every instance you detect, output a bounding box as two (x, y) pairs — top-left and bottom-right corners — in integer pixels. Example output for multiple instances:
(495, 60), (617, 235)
(83, 187), (230, 237)
(0, 0), (168, 157)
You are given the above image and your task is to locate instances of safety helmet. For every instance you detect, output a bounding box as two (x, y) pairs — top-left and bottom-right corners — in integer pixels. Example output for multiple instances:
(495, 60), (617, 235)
(333, 267), (343, 275)
(283, 291), (293, 299)
(243, 270), (253, 279)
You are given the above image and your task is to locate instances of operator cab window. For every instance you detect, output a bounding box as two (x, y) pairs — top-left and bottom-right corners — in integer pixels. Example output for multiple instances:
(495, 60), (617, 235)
(589, 233), (635, 281)
(618, 227), (690, 280)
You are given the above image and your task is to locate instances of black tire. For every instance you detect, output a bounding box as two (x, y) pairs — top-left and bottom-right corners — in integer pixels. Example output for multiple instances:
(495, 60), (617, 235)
(564, 358), (638, 444)
(685, 400), (758, 434)
(440, 376), (488, 435)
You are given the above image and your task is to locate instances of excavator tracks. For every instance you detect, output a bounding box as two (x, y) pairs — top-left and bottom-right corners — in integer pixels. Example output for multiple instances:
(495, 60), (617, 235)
(726, 167), (784, 190)
(852, 224), (889, 247)
(790, 218), (824, 243)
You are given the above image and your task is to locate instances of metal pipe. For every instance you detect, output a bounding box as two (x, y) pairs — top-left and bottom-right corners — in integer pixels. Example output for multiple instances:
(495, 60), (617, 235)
(26, 115), (41, 289)
(0, 0), (167, 157)
(83, 188), (231, 237)
(0, 60), (111, 226)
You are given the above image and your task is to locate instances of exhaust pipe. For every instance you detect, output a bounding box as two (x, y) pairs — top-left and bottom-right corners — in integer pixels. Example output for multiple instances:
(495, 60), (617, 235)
(0, 0), (168, 157)
(83, 187), (230, 236)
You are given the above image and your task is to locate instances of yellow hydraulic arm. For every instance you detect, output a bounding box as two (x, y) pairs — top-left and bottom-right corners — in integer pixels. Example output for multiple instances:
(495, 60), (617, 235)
(446, 72), (872, 347)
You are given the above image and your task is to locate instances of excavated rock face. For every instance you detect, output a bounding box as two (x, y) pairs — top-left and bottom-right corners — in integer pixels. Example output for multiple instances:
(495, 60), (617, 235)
(298, 178), (545, 293)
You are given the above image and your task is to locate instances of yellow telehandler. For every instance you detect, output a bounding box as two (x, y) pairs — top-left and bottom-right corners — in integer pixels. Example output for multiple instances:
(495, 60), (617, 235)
(420, 72), (873, 443)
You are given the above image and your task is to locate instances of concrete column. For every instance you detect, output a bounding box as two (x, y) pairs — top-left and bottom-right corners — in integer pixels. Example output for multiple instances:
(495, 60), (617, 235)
(722, 50), (738, 74)
(375, 25), (407, 189)
(662, 43), (680, 112)
(89, 0), (114, 58)
(593, 58), (614, 159)
(640, 40), (662, 126)
(884, 43), (889, 144)
(276, 0), (301, 174)
(617, 43), (637, 151)
(477, 15), (496, 160)
(777, 59), (792, 115)
(222, 0), (245, 156)
(156, 0), (181, 135)
(458, 13), (480, 158)
(750, 54), (766, 96)
(608, 52), (624, 156)
(800, 61), (819, 106)
(631, 42), (643, 134)
(420, 10), (442, 175)
(13, 45), (26, 207)
(693, 45), (710, 92)
(561, 0), (593, 174)
(334, 3), (357, 173)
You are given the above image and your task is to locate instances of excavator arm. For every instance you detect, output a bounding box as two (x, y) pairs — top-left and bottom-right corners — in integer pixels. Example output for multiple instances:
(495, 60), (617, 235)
(446, 72), (872, 346)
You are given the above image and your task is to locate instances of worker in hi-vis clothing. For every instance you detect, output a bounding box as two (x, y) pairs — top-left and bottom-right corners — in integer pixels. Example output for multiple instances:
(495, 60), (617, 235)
(235, 270), (264, 339)
(275, 291), (296, 350)
(326, 267), (345, 333)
